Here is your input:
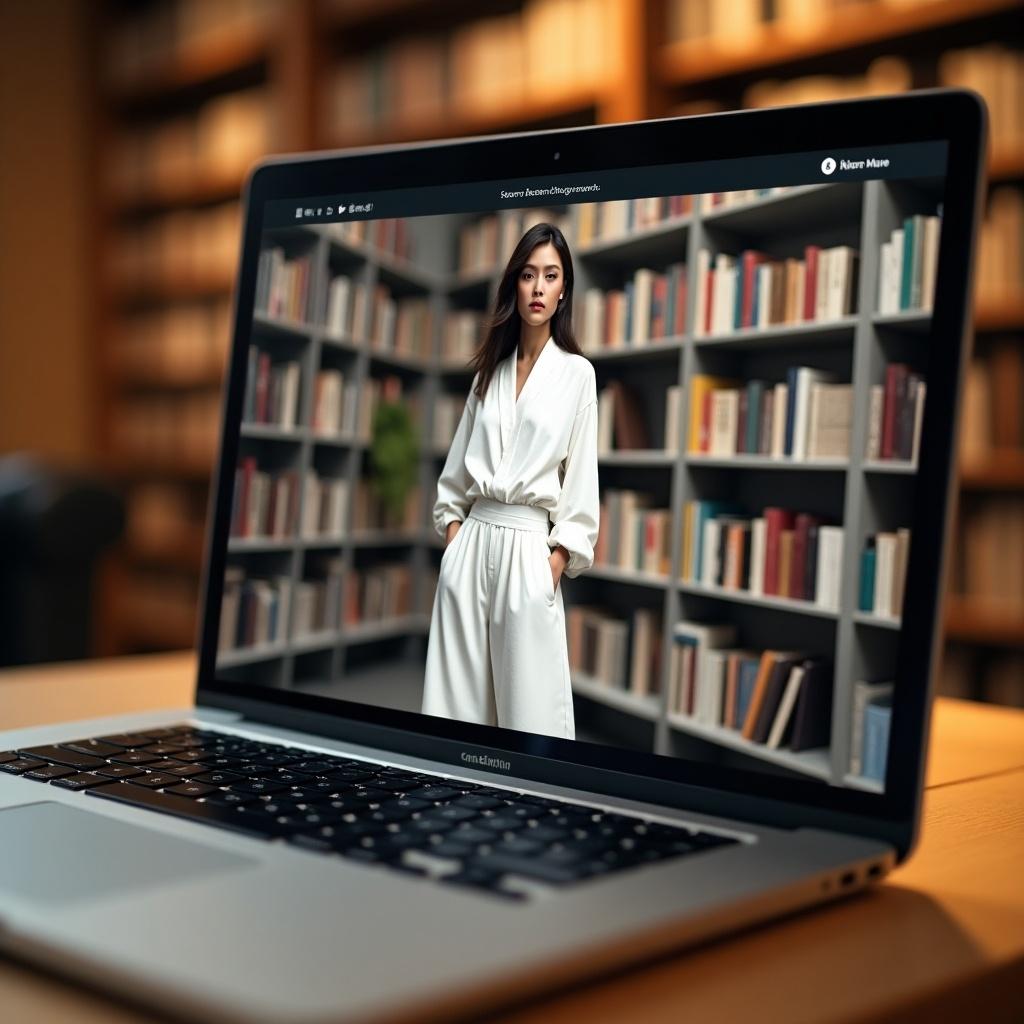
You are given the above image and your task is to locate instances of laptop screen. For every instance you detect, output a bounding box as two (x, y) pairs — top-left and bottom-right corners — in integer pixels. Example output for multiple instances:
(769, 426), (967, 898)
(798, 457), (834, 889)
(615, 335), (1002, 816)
(216, 138), (949, 800)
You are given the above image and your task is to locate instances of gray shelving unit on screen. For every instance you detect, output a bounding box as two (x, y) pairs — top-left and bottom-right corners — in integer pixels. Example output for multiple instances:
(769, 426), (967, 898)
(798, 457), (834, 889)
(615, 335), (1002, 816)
(220, 178), (940, 794)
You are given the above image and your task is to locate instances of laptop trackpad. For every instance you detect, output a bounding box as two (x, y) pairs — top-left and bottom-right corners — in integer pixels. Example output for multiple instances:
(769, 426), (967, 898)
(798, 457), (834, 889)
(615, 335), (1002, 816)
(0, 801), (253, 905)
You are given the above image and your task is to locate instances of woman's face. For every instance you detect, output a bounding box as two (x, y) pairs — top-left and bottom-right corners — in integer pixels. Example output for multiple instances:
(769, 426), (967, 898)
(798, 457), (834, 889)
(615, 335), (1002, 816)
(516, 242), (563, 331)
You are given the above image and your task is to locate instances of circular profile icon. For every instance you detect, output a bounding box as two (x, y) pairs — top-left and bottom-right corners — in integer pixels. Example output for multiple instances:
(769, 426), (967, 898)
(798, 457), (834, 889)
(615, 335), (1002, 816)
(821, 157), (837, 175)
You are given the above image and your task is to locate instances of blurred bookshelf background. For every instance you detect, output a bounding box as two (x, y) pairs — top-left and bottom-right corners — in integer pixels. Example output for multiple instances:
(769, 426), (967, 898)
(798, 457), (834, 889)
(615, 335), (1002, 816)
(0, 0), (1020, 709)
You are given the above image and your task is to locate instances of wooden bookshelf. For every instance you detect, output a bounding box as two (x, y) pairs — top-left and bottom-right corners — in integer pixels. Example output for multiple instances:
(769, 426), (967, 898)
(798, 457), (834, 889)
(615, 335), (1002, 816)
(960, 451), (1024, 491)
(105, 27), (271, 105)
(945, 598), (1024, 647)
(87, 0), (1023, 700)
(657, 0), (1020, 88)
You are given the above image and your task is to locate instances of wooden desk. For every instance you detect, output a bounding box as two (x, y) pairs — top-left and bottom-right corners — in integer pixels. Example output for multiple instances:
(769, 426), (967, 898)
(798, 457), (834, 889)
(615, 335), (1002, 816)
(2, 654), (1022, 1024)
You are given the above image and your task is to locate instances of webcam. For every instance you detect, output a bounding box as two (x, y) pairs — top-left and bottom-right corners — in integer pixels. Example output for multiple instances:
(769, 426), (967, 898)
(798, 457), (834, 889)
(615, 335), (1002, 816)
(554, 151), (560, 160)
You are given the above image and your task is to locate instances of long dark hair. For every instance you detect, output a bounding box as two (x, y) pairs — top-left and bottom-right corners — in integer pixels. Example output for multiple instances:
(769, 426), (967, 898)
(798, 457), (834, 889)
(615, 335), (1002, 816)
(470, 222), (582, 400)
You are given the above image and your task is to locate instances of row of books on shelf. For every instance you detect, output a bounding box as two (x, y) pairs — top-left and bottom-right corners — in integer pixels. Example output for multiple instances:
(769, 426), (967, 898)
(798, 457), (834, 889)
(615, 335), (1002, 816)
(976, 188), (1024, 306)
(700, 187), (793, 211)
(671, 624), (890, 782)
(672, 627), (832, 747)
(219, 563), (434, 655)
(109, 393), (220, 465)
(243, 348), (301, 428)
(327, 276), (433, 357)
(594, 490), (672, 577)
(742, 55), (912, 110)
(730, 45), (1020, 159)
(693, 245), (858, 337)
(956, 496), (1024, 611)
(105, 0), (276, 89)
(939, 45), (1024, 153)
(219, 569), (292, 652)
(691, 371), (853, 461)
(327, 219), (415, 264)
(255, 247), (313, 323)
(690, 363), (924, 463)
(107, 87), (274, 201)
(576, 195), (693, 246)
(114, 300), (231, 383)
(859, 529), (911, 619)
(682, 504), (845, 610)
(598, 380), (680, 454)
(310, 372), (413, 444)
(568, 606), (663, 698)
(866, 364), (926, 463)
(458, 208), (567, 277)
(961, 340), (1024, 458)
(109, 203), (241, 290)
(877, 215), (940, 315)
(231, 462), (349, 541)
(569, 607), (892, 781)
(579, 264), (688, 351)
(442, 311), (483, 364)
(322, 0), (608, 135)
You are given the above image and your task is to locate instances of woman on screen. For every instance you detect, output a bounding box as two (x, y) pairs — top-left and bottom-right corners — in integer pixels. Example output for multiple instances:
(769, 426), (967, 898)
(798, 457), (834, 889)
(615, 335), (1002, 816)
(422, 221), (599, 740)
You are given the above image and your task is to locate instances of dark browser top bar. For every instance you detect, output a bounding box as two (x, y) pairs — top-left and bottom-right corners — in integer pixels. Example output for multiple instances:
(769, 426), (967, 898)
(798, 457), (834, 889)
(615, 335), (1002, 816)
(263, 140), (947, 228)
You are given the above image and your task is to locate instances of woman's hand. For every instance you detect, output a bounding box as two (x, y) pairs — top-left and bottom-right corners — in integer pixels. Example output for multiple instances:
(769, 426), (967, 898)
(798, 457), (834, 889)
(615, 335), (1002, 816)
(445, 521), (461, 547)
(548, 545), (569, 591)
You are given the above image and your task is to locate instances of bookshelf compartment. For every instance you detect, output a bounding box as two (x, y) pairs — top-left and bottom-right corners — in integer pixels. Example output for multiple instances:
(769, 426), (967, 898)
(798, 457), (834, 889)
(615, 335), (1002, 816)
(702, 183), (862, 235)
(667, 714), (832, 782)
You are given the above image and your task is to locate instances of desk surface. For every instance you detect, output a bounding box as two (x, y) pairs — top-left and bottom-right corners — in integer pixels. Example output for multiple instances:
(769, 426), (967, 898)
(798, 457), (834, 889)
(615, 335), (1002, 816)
(1, 653), (1023, 1024)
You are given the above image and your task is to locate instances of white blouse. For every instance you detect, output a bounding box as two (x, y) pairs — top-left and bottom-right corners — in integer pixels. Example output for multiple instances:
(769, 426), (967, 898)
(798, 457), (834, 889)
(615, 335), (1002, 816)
(433, 336), (599, 578)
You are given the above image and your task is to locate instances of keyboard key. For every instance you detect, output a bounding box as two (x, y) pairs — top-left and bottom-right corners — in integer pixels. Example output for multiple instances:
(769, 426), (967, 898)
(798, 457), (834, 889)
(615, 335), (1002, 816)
(491, 837), (544, 856)
(108, 751), (160, 766)
(164, 782), (218, 798)
(61, 739), (123, 757)
(229, 780), (288, 795)
(450, 825), (496, 846)
(423, 806), (477, 823)
(139, 744), (185, 756)
(0, 752), (20, 764)
(0, 757), (48, 775)
(428, 840), (474, 860)
(478, 815), (523, 832)
(166, 765), (207, 778)
(128, 773), (181, 789)
(19, 746), (105, 770)
(193, 770), (244, 786)
(200, 791), (258, 808)
(87, 784), (287, 838)
(50, 772), (110, 790)
(95, 733), (155, 748)
(146, 759), (188, 772)
(291, 760), (337, 773)
(171, 750), (209, 763)
(196, 756), (244, 769)
(407, 785), (464, 801)
(95, 764), (145, 780)
(451, 795), (504, 811)
(25, 764), (77, 781)
(526, 825), (571, 843)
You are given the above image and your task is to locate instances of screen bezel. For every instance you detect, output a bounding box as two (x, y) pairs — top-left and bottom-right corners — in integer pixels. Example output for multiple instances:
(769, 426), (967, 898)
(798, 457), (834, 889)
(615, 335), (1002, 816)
(196, 90), (986, 860)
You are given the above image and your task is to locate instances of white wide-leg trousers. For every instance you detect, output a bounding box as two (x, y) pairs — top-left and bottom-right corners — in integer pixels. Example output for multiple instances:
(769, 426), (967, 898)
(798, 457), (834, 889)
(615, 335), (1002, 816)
(422, 497), (575, 740)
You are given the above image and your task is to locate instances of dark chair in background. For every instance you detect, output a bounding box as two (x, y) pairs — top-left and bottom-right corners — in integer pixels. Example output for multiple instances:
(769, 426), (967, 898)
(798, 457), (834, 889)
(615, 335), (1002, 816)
(0, 456), (124, 666)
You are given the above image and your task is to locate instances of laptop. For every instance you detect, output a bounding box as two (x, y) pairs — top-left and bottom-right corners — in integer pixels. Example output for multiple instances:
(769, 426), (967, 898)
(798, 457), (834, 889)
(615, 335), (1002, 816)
(0, 89), (985, 1023)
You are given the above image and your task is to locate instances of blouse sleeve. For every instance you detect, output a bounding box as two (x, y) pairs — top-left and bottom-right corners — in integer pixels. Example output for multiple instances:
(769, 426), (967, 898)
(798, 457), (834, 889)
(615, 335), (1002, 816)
(432, 381), (479, 537)
(547, 391), (600, 578)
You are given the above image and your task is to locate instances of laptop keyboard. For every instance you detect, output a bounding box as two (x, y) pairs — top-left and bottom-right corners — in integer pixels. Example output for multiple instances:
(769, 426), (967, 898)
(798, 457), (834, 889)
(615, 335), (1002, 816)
(2, 726), (738, 901)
